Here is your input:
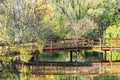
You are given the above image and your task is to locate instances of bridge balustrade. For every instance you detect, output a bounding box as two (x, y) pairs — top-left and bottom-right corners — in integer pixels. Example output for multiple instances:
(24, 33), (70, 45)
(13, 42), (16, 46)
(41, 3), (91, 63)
(43, 38), (120, 51)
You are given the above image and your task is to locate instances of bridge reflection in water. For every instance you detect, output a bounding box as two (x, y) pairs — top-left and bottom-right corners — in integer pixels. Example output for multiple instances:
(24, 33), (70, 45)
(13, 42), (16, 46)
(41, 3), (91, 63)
(15, 61), (120, 75)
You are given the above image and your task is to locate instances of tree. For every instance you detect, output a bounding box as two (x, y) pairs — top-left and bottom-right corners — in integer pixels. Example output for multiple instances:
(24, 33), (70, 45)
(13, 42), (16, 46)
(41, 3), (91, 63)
(98, 0), (120, 37)
(0, 0), (54, 43)
(105, 24), (120, 38)
(51, 0), (105, 38)
(0, 0), (50, 79)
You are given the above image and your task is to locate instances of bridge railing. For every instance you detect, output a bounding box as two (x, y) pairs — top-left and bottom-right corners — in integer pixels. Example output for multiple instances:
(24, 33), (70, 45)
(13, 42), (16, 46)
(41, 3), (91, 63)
(44, 38), (120, 49)
(1, 38), (120, 52)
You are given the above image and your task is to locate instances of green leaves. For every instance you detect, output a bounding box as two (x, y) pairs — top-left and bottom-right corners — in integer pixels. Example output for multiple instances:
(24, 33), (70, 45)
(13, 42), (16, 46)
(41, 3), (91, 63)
(105, 24), (120, 38)
(19, 48), (32, 62)
(2, 56), (16, 65)
(35, 40), (44, 53)
(105, 23), (120, 48)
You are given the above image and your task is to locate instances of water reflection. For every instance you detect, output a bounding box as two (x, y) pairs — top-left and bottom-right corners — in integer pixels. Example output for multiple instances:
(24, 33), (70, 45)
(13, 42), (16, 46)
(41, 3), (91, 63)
(1, 62), (120, 80)
(0, 62), (19, 80)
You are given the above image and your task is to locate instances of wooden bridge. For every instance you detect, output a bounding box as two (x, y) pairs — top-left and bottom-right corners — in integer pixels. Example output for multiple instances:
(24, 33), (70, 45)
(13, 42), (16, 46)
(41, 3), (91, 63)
(0, 38), (120, 75)
(43, 38), (120, 52)
(1, 38), (120, 61)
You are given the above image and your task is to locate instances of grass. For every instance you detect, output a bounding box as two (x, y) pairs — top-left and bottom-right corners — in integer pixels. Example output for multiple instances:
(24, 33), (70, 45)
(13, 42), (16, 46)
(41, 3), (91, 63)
(106, 52), (120, 61)
(38, 50), (104, 62)
(38, 51), (70, 62)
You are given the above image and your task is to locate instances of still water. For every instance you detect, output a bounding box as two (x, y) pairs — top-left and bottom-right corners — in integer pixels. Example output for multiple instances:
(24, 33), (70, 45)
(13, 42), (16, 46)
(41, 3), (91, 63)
(0, 52), (120, 80)
(0, 62), (120, 80)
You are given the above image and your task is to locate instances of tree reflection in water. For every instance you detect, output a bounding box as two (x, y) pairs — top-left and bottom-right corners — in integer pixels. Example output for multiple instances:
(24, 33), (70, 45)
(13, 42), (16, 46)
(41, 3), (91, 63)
(0, 61), (19, 80)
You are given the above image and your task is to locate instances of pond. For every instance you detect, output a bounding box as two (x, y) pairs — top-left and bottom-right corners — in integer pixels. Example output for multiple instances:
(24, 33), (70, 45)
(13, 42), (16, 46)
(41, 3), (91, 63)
(0, 51), (120, 80)
(0, 61), (120, 80)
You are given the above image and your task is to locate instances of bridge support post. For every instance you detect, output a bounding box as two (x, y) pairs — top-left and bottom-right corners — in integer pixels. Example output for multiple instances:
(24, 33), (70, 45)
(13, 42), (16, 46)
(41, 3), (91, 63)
(33, 52), (39, 62)
(0, 62), (2, 73)
(70, 51), (73, 62)
(75, 51), (78, 62)
(110, 50), (113, 62)
(103, 51), (106, 61)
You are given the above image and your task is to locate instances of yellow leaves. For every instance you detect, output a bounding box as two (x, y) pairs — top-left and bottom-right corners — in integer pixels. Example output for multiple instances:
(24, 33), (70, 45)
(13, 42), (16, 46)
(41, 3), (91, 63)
(45, 75), (54, 80)
(20, 67), (30, 74)
(20, 48), (33, 62)
(0, 15), (3, 20)
(40, 4), (54, 11)
(42, 14), (52, 23)
(37, 4), (54, 15)
(88, 8), (104, 17)
(35, 40), (44, 53)
(3, 0), (11, 3)
(20, 48), (30, 55)
(34, 0), (54, 23)
(2, 56), (16, 65)
(41, 4), (54, 23)
(36, 0), (44, 3)
(0, 27), (10, 42)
